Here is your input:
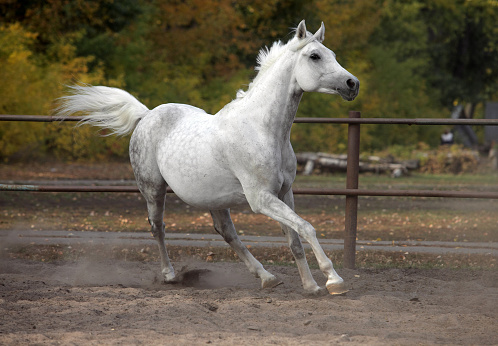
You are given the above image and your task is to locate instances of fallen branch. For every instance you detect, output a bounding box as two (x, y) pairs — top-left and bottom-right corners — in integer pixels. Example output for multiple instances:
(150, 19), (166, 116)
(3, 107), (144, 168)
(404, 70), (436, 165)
(296, 152), (419, 176)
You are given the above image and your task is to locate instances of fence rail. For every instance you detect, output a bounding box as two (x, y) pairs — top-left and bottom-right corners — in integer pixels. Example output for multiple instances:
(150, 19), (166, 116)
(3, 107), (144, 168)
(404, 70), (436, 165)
(2, 114), (498, 126)
(2, 184), (498, 199)
(2, 113), (497, 268)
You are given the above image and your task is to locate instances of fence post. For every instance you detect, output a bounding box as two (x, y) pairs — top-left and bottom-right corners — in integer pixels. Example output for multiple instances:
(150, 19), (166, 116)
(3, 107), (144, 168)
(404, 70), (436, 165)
(344, 111), (361, 269)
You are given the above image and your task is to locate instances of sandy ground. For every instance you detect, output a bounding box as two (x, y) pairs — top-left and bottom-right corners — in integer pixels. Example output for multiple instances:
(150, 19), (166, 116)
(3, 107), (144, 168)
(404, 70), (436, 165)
(1, 162), (497, 344)
(1, 256), (496, 345)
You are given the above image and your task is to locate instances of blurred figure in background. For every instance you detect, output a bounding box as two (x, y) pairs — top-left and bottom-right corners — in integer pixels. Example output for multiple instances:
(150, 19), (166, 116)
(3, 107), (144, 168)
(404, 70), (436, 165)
(440, 128), (454, 145)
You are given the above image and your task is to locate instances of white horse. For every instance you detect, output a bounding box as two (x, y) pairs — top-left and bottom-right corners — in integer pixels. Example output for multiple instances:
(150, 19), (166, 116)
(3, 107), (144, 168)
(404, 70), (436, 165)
(57, 20), (359, 295)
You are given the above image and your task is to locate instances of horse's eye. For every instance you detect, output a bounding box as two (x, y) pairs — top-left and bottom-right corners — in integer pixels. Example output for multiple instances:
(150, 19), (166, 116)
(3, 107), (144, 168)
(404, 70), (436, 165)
(310, 53), (321, 61)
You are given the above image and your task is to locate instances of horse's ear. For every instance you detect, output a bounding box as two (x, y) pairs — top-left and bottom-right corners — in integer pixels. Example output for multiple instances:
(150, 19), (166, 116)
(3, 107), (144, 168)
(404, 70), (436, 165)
(314, 22), (325, 43)
(296, 20), (307, 40)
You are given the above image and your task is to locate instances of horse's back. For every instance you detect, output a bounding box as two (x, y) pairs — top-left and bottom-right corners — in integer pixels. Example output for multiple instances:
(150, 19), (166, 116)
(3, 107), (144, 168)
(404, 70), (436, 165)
(130, 102), (212, 151)
(143, 103), (210, 130)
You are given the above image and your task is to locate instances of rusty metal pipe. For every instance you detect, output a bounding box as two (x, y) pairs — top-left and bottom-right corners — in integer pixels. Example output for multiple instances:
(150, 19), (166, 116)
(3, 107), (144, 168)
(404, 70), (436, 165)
(344, 111), (361, 269)
(0, 115), (85, 122)
(294, 117), (498, 125)
(2, 184), (498, 199)
(0, 184), (169, 193)
(2, 115), (498, 126)
(292, 188), (498, 199)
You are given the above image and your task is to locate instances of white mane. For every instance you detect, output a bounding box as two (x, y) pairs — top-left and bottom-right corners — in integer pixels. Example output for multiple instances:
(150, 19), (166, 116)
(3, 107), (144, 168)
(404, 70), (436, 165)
(236, 31), (317, 99)
(255, 41), (287, 74)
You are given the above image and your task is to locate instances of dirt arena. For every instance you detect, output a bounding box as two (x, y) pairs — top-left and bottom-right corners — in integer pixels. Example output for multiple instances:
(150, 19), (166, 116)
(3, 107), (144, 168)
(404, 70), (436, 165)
(1, 256), (496, 345)
(1, 162), (497, 344)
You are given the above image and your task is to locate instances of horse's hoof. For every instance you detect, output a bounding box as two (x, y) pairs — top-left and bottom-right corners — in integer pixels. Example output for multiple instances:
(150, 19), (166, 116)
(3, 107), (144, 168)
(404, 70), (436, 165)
(165, 266), (211, 286)
(304, 286), (328, 297)
(161, 266), (179, 283)
(262, 276), (283, 289)
(163, 273), (177, 283)
(326, 281), (349, 295)
(163, 276), (179, 284)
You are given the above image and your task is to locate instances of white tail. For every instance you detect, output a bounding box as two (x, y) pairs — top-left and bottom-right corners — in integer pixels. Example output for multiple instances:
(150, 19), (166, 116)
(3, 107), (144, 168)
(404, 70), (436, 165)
(56, 85), (149, 136)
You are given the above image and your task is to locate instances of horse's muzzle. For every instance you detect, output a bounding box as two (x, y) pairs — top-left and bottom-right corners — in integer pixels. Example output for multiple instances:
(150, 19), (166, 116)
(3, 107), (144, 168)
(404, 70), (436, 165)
(343, 77), (360, 101)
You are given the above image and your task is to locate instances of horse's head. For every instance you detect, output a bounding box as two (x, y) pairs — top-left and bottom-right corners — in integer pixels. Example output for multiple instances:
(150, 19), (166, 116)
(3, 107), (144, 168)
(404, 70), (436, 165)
(293, 20), (359, 101)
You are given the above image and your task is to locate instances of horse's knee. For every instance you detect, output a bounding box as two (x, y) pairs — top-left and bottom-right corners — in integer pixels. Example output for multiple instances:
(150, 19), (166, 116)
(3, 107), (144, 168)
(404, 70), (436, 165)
(298, 220), (316, 240)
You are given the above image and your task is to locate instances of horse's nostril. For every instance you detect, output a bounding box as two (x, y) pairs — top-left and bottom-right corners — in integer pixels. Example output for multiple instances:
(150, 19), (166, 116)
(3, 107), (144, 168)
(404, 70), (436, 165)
(346, 79), (356, 89)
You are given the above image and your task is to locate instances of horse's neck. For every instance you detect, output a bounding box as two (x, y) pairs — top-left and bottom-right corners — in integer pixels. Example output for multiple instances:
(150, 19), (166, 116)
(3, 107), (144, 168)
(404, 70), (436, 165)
(236, 54), (303, 139)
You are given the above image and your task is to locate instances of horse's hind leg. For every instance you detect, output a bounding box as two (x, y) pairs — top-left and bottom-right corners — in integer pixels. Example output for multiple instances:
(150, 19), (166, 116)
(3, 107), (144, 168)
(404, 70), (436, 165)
(142, 181), (175, 282)
(130, 126), (175, 282)
(131, 161), (175, 281)
(210, 209), (281, 289)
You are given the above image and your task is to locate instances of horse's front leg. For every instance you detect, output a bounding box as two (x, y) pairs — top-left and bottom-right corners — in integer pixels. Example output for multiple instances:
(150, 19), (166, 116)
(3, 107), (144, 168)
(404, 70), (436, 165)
(279, 189), (326, 295)
(249, 190), (347, 295)
(210, 209), (282, 289)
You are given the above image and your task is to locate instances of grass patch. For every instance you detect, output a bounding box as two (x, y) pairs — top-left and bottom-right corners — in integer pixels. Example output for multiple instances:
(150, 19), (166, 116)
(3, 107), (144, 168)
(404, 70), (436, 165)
(294, 172), (498, 189)
(2, 189), (497, 242)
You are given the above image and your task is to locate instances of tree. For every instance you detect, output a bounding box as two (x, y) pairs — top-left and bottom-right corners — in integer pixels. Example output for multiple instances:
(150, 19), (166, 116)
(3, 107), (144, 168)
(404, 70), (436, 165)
(121, 0), (312, 111)
(421, 0), (498, 110)
(0, 0), (141, 78)
(362, 1), (442, 149)
(0, 22), (126, 162)
(2, 0), (496, 160)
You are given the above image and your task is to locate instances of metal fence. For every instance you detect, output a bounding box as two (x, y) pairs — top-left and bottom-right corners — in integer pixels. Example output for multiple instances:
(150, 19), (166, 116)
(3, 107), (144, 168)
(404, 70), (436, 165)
(2, 113), (498, 268)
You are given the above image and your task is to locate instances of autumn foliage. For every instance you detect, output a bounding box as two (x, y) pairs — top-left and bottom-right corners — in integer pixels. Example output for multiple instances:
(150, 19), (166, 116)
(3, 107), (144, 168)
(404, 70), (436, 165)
(1, 0), (497, 162)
